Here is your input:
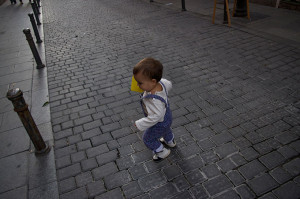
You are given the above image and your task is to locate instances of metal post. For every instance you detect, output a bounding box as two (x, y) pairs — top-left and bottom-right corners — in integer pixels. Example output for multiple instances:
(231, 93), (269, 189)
(7, 88), (50, 154)
(234, 0), (247, 17)
(23, 29), (45, 69)
(181, 0), (186, 11)
(33, 0), (40, 14)
(31, 2), (41, 25)
(28, 13), (42, 43)
(223, 0), (228, 24)
(36, 0), (41, 7)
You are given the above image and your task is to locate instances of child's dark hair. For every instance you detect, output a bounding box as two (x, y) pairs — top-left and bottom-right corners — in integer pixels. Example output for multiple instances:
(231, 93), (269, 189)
(133, 57), (163, 82)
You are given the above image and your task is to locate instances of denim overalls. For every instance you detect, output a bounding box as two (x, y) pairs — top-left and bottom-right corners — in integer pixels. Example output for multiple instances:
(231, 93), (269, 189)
(140, 82), (174, 152)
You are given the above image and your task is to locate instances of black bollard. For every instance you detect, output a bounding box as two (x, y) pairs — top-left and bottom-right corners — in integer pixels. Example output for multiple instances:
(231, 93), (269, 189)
(23, 29), (45, 69)
(223, 0), (228, 24)
(33, 0), (40, 14)
(28, 13), (42, 43)
(7, 88), (50, 154)
(181, 0), (186, 11)
(31, 2), (41, 25)
(36, 0), (41, 7)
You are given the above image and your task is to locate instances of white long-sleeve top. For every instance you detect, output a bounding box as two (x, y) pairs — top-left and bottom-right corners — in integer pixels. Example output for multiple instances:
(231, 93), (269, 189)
(135, 78), (172, 132)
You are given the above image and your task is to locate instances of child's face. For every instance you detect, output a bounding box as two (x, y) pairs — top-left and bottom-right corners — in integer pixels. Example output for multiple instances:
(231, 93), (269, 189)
(134, 72), (157, 93)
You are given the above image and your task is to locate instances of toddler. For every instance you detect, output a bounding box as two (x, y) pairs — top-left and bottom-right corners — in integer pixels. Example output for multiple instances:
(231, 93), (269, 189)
(133, 57), (176, 162)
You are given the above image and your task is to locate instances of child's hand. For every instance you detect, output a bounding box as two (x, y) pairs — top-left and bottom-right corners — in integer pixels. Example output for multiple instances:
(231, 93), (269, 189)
(131, 120), (139, 132)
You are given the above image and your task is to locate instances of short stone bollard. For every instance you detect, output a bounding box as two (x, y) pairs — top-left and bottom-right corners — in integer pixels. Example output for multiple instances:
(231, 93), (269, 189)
(7, 88), (50, 154)
(23, 29), (45, 69)
(28, 13), (42, 43)
(31, 2), (41, 25)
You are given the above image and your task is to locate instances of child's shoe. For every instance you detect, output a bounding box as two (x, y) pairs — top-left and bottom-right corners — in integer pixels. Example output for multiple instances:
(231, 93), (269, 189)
(153, 147), (170, 162)
(159, 137), (176, 148)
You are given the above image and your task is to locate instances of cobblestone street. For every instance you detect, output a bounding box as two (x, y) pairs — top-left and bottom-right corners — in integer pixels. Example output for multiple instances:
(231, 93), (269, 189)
(42, 0), (300, 198)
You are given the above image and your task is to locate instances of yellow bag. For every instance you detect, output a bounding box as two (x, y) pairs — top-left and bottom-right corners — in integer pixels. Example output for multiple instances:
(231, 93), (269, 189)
(131, 76), (143, 93)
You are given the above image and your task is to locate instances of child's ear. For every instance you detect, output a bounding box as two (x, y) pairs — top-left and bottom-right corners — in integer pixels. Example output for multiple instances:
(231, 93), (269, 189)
(151, 79), (157, 84)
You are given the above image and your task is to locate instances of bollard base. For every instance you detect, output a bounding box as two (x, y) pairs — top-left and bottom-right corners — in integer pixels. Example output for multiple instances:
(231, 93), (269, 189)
(36, 39), (43, 43)
(34, 143), (51, 155)
(37, 64), (45, 69)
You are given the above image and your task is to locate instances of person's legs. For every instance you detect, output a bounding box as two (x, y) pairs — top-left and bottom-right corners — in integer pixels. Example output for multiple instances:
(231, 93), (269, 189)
(143, 127), (162, 152)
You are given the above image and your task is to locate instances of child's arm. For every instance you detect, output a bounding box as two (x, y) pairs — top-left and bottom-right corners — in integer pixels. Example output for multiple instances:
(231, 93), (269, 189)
(135, 100), (166, 131)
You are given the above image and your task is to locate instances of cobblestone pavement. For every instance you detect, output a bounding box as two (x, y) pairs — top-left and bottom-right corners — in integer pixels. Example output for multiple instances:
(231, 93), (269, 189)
(42, 0), (300, 198)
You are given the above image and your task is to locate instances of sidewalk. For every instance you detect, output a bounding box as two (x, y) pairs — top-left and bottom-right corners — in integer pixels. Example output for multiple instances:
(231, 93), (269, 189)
(0, 1), (58, 198)
(152, 0), (300, 48)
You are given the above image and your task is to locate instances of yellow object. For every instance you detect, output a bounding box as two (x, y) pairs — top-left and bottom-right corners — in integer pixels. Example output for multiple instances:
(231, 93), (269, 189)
(131, 76), (143, 93)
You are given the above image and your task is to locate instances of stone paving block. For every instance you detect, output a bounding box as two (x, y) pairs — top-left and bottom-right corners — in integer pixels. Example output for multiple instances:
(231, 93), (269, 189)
(83, 120), (102, 131)
(60, 187), (88, 199)
(56, 156), (71, 169)
(116, 156), (135, 170)
(138, 172), (167, 192)
(162, 165), (182, 181)
(259, 151), (285, 170)
(247, 173), (278, 196)
(289, 140), (300, 153)
(178, 155), (204, 173)
(67, 134), (82, 145)
(283, 158), (300, 176)
(186, 169), (207, 185)
(189, 184), (209, 199)
(104, 170), (131, 190)
(75, 171), (93, 187)
(270, 167), (293, 184)
(57, 163), (81, 181)
(118, 134), (140, 147)
(96, 150), (118, 166)
(240, 147), (260, 161)
(230, 154), (247, 167)
(258, 192), (278, 199)
(92, 162), (118, 180)
(71, 151), (86, 163)
(211, 131), (234, 146)
(236, 184), (255, 199)
(229, 126), (247, 138)
(55, 145), (77, 159)
(118, 145), (134, 157)
(81, 128), (102, 140)
(122, 181), (143, 199)
(176, 143), (202, 158)
(107, 140), (121, 150)
(100, 122), (121, 133)
(198, 139), (216, 151)
(233, 137), (252, 150)
(172, 175), (190, 192)
(81, 158), (98, 172)
(217, 158), (237, 172)
(200, 150), (220, 164)
(215, 142), (238, 159)
(226, 170), (245, 186)
(58, 177), (76, 194)
(86, 144), (109, 158)
(91, 133), (113, 147)
(239, 160), (267, 180)
(86, 180), (106, 199)
(54, 128), (73, 140)
(95, 188), (124, 199)
(171, 191), (194, 199)
(145, 158), (170, 173)
(201, 164), (221, 178)
(111, 127), (132, 139)
(132, 150), (152, 164)
(214, 189), (240, 199)
(149, 183), (179, 199)
(245, 131), (265, 144)
(203, 175), (233, 197)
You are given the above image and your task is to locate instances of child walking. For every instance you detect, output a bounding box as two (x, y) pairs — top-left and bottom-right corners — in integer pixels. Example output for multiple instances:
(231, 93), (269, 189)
(133, 57), (176, 162)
